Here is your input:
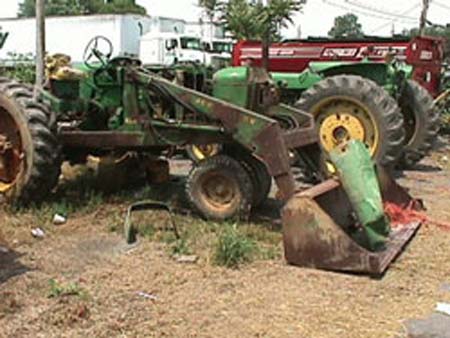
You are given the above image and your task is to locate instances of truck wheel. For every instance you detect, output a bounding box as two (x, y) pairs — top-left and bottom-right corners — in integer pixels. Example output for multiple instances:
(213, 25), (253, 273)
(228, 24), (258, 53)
(186, 144), (221, 162)
(239, 154), (272, 207)
(186, 155), (253, 221)
(295, 75), (405, 167)
(398, 80), (439, 167)
(0, 80), (61, 204)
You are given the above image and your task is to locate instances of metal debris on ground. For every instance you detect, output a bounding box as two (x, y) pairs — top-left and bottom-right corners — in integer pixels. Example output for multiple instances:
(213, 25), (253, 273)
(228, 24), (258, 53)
(52, 213), (67, 225)
(31, 228), (45, 238)
(174, 255), (198, 264)
(124, 201), (179, 244)
(136, 291), (158, 300)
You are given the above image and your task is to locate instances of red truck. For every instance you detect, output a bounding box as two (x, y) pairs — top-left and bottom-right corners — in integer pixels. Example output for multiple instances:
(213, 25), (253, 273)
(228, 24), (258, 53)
(232, 36), (445, 97)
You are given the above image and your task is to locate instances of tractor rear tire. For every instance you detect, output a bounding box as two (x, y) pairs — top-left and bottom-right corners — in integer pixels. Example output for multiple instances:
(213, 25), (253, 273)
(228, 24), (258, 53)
(398, 80), (440, 167)
(295, 75), (405, 167)
(0, 80), (61, 204)
(186, 155), (253, 221)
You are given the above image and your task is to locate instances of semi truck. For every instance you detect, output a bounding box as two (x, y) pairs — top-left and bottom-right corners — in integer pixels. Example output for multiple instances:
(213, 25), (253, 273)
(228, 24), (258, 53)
(0, 14), (232, 66)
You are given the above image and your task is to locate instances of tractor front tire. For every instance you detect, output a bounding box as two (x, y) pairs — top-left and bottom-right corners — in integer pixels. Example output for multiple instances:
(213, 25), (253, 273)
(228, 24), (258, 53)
(295, 75), (405, 167)
(0, 80), (61, 204)
(398, 80), (440, 167)
(186, 155), (253, 221)
(239, 154), (272, 207)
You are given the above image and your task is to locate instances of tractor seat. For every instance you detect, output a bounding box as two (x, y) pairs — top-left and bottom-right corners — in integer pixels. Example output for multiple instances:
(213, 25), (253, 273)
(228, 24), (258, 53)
(45, 53), (86, 81)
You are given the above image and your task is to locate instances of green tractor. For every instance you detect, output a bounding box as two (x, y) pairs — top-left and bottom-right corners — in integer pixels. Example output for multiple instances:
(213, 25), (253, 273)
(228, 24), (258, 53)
(270, 60), (439, 168)
(172, 58), (438, 169)
(0, 36), (317, 215)
(0, 37), (424, 274)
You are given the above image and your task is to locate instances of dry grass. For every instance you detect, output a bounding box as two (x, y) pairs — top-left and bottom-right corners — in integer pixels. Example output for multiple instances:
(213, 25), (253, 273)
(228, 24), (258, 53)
(1, 151), (450, 337)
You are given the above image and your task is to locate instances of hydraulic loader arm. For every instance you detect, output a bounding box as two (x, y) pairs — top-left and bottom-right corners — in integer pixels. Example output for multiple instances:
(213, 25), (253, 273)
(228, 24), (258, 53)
(125, 67), (318, 200)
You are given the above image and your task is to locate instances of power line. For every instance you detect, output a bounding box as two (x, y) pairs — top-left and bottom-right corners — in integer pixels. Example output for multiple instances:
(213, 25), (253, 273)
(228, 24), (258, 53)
(369, 3), (421, 34)
(322, 0), (417, 23)
(344, 0), (419, 21)
(433, 0), (450, 12)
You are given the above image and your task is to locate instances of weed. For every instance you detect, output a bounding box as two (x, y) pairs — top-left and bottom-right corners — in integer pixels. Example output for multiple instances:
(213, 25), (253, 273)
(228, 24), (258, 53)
(48, 279), (87, 299)
(171, 237), (191, 256)
(214, 224), (256, 268)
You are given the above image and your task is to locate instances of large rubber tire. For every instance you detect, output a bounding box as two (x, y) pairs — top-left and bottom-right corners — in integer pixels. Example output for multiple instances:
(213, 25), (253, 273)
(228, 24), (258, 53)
(239, 154), (272, 207)
(398, 80), (440, 167)
(0, 79), (61, 204)
(186, 155), (253, 221)
(295, 75), (405, 167)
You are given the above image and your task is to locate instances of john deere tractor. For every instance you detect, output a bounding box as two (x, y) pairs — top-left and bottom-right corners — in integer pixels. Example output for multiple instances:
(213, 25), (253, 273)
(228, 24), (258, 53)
(270, 60), (439, 168)
(0, 36), (424, 274)
(171, 56), (439, 169)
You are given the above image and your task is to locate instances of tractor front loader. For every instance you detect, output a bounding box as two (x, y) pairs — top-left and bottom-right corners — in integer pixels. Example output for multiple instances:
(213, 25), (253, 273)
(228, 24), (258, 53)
(0, 37), (421, 274)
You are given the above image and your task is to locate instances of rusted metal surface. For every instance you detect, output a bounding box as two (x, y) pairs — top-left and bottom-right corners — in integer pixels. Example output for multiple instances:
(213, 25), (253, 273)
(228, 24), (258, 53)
(124, 201), (179, 244)
(282, 177), (421, 274)
(60, 131), (145, 148)
(0, 108), (23, 187)
(283, 126), (318, 149)
(129, 66), (316, 201)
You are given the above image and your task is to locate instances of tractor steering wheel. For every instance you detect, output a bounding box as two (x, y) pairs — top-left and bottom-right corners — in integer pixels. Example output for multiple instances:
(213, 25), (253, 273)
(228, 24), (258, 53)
(83, 36), (113, 69)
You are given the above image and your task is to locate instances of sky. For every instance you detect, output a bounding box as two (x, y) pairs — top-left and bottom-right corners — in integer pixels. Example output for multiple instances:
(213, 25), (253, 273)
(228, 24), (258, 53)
(1, 0), (449, 38)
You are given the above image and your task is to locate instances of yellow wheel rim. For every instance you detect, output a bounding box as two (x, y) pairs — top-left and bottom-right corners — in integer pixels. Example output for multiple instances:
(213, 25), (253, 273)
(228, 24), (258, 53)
(311, 96), (379, 156)
(191, 144), (220, 161)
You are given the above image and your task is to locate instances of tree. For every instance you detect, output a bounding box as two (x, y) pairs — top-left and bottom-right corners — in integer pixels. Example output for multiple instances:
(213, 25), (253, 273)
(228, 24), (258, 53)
(328, 13), (364, 39)
(198, 0), (220, 43)
(199, 0), (220, 23)
(17, 0), (146, 17)
(219, 0), (305, 41)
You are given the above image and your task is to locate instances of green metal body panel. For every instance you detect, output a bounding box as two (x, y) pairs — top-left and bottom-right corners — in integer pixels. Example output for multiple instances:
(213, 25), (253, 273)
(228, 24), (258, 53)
(269, 61), (414, 101)
(212, 67), (249, 107)
(329, 140), (390, 251)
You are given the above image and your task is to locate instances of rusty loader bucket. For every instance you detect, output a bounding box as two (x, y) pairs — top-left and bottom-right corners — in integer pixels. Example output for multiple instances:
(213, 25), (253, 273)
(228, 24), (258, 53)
(282, 141), (422, 274)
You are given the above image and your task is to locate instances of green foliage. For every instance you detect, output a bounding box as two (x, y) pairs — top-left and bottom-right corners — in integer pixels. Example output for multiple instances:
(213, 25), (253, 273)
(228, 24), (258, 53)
(328, 13), (364, 39)
(198, 0), (220, 22)
(214, 223), (256, 268)
(219, 0), (305, 41)
(17, 0), (146, 17)
(2, 53), (35, 84)
(170, 237), (191, 256)
(48, 279), (86, 298)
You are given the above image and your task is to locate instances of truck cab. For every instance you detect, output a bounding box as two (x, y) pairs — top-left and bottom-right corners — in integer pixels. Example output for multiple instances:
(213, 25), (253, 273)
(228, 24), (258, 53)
(203, 39), (233, 69)
(140, 32), (204, 65)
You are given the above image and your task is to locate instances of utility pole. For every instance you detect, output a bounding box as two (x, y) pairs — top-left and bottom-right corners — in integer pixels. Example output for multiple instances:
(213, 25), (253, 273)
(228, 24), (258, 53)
(35, 0), (45, 97)
(419, 0), (430, 36)
(261, 0), (270, 70)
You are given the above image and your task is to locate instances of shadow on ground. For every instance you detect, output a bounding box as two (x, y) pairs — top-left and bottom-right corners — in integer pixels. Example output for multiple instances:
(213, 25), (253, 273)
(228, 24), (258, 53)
(0, 250), (29, 284)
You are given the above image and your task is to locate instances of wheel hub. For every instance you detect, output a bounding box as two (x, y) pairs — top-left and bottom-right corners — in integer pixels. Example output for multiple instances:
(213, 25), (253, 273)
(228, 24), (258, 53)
(313, 97), (378, 156)
(201, 172), (238, 211)
(319, 113), (365, 152)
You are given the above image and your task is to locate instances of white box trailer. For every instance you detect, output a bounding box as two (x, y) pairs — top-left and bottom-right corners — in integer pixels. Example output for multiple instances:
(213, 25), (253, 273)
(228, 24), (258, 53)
(0, 14), (151, 64)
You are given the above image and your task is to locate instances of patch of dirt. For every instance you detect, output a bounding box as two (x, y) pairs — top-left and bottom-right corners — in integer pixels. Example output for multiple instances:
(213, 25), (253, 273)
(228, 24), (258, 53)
(2, 143), (450, 337)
